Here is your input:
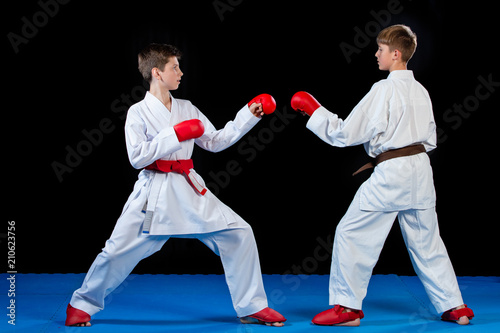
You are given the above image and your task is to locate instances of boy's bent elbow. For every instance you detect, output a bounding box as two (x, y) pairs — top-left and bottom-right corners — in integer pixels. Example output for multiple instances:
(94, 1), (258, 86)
(129, 158), (147, 170)
(127, 151), (151, 170)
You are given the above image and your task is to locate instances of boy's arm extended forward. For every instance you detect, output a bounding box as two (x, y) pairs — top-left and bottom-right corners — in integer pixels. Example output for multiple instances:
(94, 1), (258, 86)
(195, 94), (275, 153)
(195, 104), (260, 153)
(292, 86), (388, 149)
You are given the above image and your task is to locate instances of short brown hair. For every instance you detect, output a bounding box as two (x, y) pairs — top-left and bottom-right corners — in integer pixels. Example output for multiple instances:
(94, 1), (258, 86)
(377, 25), (417, 63)
(138, 43), (182, 82)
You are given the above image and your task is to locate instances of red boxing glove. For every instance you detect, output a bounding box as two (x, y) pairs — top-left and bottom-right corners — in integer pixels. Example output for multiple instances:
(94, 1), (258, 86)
(173, 119), (205, 142)
(291, 91), (321, 116)
(248, 93), (276, 115)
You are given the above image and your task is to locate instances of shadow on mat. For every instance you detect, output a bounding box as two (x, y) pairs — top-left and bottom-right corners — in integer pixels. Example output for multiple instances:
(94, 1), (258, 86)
(90, 317), (236, 326)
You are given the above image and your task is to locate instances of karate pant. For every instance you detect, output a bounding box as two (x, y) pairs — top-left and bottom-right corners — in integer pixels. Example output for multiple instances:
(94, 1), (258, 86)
(70, 217), (268, 318)
(329, 190), (464, 314)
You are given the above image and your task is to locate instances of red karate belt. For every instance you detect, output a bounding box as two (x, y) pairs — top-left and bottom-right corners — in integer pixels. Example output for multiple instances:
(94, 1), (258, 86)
(145, 159), (207, 195)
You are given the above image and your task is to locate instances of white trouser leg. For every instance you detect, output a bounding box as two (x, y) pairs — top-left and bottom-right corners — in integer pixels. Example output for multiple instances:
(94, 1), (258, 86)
(197, 221), (268, 317)
(71, 203), (267, 318)
(329, 190), (398, 310)
(398, 209), (464, 313)
(70, 208), (169, 316)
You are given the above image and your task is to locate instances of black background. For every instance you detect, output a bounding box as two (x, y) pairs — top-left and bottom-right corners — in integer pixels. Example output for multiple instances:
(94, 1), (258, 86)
(4, 0), (499, 276)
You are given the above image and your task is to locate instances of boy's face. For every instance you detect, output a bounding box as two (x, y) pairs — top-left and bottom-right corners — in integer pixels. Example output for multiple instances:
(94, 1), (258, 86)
(375, 44), (394, 71)
(155, 56), (183, 90)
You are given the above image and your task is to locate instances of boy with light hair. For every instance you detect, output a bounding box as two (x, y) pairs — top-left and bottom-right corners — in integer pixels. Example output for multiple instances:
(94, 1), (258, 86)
(291, 24), (474, 326)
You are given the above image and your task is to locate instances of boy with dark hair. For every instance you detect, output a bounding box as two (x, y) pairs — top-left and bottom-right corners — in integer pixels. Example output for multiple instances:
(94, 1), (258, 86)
(291, 25), (474, 326)
(65, 43), (286, 327)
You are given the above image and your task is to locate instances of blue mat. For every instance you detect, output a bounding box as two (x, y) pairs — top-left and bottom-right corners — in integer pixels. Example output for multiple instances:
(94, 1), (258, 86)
(1, 274), (498, 332)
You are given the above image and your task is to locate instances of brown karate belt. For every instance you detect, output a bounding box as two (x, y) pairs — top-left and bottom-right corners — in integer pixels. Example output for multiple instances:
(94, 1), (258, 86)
(352, 144), (426, 176)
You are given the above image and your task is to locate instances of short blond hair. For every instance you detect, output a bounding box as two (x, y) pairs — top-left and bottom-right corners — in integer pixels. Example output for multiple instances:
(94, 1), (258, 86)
(377, 25), (417, 63)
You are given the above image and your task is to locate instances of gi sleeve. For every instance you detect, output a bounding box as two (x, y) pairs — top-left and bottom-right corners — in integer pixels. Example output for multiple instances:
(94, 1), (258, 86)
(306, 82), (389, 148)
(125, 107), (182, 169)
(420, 89), (437, 152)
(195, 104), (260, 153)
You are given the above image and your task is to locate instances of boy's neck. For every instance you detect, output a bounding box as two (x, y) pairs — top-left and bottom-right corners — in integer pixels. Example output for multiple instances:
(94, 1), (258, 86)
(149, 84), (172, 111)
(389, 61), (407, 72)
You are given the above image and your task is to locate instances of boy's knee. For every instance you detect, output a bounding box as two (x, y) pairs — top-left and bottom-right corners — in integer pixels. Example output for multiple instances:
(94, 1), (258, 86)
(100, 240), (121, 262)
(227, 224), (256, 247)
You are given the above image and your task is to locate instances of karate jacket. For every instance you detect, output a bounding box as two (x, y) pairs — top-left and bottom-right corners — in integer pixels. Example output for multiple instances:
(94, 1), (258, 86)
(123, 92), (259, 235)
(306, 70), (437, 212)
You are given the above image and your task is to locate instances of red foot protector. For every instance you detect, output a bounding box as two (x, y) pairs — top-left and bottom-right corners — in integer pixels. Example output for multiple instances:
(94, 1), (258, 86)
(65, 304), (91, 326)
(312, 305), (364, 326)
(242, 307), (286, 324)
(441, 304), (474, 322)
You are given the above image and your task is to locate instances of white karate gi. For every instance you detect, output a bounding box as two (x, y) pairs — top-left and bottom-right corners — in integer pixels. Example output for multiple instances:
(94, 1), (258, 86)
(306, 70), (464, 313)
(70, 92), (268, 317)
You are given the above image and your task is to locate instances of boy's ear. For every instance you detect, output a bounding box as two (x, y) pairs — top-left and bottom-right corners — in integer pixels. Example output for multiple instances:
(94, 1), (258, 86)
(151, 67), (161, 81)
(392, 49), (402, 61)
